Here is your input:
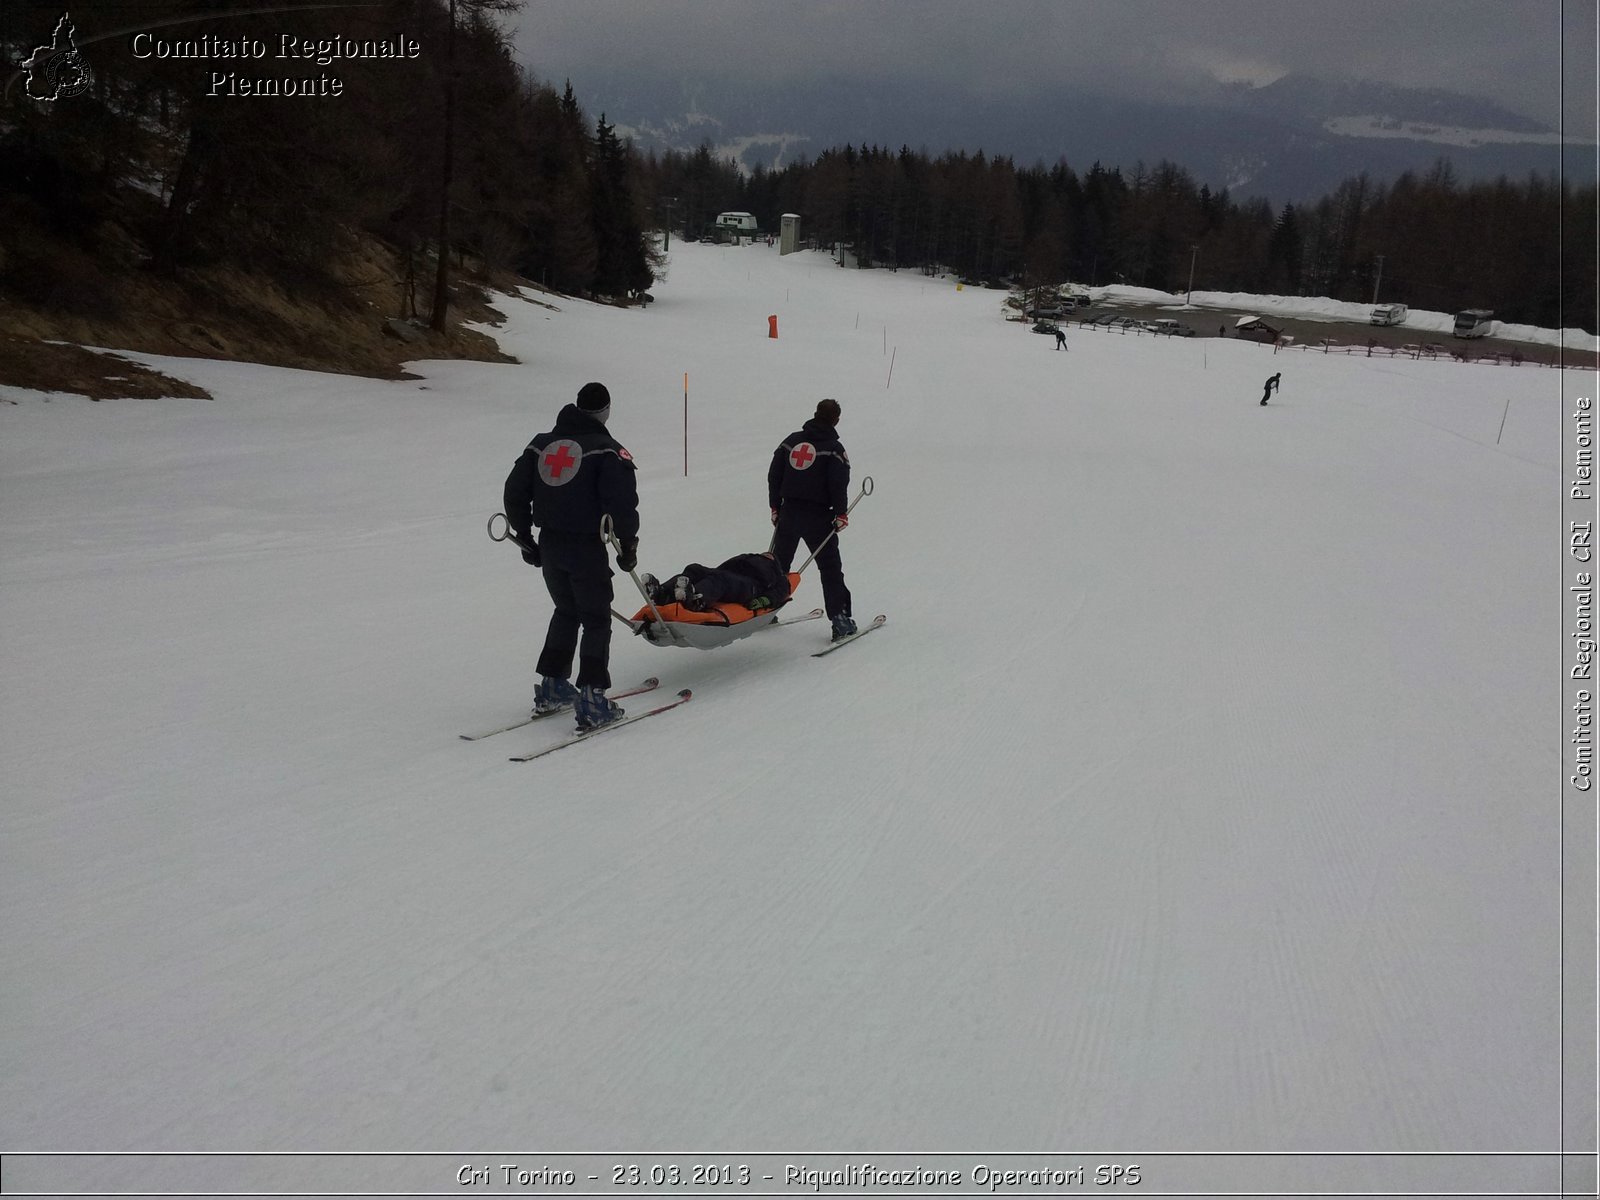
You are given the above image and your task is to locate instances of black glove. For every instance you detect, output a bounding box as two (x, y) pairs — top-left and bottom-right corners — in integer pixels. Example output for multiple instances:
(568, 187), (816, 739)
(520, 541), (541, 567)
(616, 538), (638, 572)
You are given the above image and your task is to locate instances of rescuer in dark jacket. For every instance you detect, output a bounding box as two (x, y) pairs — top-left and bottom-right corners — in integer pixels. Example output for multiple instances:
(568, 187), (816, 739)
(768, 398), (855, 639)
(504, 381), (640, 729)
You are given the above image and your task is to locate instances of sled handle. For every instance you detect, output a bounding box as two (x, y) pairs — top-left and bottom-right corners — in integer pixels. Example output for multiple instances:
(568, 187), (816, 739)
(601, 514), (683, 642)
(488, 511), (537, 554)
(795, 475), (873, 578)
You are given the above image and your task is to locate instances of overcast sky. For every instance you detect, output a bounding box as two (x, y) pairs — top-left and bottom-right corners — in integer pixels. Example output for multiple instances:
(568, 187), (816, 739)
(509, 0), (1597, 134)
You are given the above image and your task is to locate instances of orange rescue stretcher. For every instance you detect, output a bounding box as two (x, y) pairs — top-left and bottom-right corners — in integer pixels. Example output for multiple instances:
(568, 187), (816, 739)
(624, 573), (822, 649)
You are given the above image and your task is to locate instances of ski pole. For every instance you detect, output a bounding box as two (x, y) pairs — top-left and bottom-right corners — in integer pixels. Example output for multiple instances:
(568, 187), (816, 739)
(795, 475), (873, 578)
(601, 514), (683, 643)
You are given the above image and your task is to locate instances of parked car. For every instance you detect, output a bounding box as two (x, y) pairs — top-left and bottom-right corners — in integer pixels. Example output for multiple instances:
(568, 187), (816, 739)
(1031, 320), (1062, 335)
(1147, 318), (1197, 337)
(1026, 305), (1066, 319)
(1091, 314), (1120, 326)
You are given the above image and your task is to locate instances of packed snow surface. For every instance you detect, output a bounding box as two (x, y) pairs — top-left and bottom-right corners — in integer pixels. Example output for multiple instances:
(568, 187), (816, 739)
(0, 241), (1576, 1184)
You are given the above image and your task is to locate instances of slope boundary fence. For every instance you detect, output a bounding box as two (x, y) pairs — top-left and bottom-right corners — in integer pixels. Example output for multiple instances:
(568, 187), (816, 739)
(1270, 338), (1594, 370)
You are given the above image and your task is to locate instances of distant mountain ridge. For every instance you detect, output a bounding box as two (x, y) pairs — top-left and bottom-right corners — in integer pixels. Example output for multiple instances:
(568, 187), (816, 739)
(572, 70), (1591, 204)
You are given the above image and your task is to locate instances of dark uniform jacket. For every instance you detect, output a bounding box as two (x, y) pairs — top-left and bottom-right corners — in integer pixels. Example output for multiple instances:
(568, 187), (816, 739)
(504, 404), (640, 544)
(713, 553), (792, 605)
(768, 418), (849, 516)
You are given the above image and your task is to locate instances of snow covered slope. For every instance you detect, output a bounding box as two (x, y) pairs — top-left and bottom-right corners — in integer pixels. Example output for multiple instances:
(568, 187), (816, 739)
(0, 241), (1575, 1178)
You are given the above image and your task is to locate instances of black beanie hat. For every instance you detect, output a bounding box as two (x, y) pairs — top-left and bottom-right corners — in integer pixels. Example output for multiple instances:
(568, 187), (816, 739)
(577, 381), (611, 422)
(815, 398), (841, 426)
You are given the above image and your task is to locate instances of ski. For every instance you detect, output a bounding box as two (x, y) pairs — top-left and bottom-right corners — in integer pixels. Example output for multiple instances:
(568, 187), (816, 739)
(812, 613), (888, 657)
(775, 606), (825, 625)
(459, 677), (660, 740)
(509, 689), (693, 761)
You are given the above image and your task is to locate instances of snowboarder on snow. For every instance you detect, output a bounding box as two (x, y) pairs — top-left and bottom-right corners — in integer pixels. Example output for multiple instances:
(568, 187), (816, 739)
(641, 551), (792, 612)
(769, 398), (855, 640)
(1260, 373), (1281, 406)
(504, 382), (640, 730)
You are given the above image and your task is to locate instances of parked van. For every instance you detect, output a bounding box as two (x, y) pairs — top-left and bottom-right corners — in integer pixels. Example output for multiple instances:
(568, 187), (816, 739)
(1369, 303), (1407, 326)
(1452, 308), (1494, 339)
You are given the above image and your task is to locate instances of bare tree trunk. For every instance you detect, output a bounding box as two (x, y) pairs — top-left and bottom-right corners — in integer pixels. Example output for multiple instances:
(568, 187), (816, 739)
(154, 117), (207, 272)
(429, 0), (456, 332)
(402, 241), (417, 319)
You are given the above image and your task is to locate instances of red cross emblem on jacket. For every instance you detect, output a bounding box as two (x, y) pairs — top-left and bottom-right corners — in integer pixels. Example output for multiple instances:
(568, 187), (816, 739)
(537, 439), (583, 486)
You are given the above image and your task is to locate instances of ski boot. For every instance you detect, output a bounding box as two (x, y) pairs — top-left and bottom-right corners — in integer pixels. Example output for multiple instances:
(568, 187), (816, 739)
(673, 575), (708, 611)
(532, 675), (579, 716)
(639, 572), (663, 603)
(830, 613), (858, 641)
(575, 685), (625, 731)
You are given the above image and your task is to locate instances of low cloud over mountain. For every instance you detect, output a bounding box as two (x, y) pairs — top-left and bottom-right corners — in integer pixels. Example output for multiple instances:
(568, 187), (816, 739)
(576, 70), (1592, 204)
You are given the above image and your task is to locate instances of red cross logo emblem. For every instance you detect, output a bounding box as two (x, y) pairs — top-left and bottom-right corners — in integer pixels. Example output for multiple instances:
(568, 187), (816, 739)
(545, 444), (576, 477)
(789, 442), (816, 470)
(537, 439), (582, 487)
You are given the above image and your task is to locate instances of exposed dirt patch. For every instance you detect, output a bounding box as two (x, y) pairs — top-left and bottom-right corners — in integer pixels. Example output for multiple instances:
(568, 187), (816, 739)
(0, 337), (212, 401)
(0, 188), (529, 394)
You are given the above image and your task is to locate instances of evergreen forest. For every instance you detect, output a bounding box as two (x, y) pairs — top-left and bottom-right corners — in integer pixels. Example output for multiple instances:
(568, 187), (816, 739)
(2, 0), (1593, 342)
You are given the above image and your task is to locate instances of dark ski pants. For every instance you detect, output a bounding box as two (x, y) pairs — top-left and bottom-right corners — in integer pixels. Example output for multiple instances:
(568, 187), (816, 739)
(677, 564), (758, 608)
(535, 532), (614, 689)
(773, 507), (851, 621)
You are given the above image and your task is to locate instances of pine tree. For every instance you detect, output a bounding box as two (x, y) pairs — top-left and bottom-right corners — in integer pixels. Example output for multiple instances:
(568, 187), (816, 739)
(588, 114), (653, 298)
(1266, 204), (1303, 294)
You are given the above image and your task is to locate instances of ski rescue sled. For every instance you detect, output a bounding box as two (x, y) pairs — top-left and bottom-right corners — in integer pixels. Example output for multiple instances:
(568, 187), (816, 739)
(605, 476), (871, 651)
(624, 574), (811, 649)
(490, 476), (872, 654)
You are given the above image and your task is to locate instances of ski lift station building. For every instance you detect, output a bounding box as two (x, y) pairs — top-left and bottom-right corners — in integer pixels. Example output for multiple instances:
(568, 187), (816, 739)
(715, 211), (759, 237)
